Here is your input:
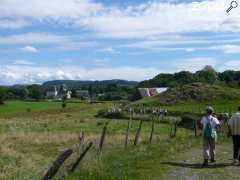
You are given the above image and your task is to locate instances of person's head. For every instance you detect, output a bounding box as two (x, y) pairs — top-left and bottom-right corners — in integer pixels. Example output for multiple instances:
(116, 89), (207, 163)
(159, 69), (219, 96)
(206, 106), (214, 115)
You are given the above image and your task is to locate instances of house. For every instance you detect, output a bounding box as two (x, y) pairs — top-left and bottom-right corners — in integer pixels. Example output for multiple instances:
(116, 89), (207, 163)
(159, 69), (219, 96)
(46, 86), (58, 99)
(45, 85), (72, 100)
(138, 87), (168, 98)
(75, 90), (89, 100)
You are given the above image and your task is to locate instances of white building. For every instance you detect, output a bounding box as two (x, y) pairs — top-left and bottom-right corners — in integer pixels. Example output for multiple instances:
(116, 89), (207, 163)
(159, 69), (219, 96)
(46, 85), (72, 100)
(138, 87), (168, 98)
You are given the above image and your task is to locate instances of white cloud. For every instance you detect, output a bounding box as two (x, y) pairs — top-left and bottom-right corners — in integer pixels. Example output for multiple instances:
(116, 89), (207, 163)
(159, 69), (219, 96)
(0, 33), (68, 45)
(97, 47), (120, 54)
(0, 33), (97, 50)
(0, 65), (161, 85)
(209, 45), (240, 53)
(93, 59), (111, 67)
(0, 0), (239, 38)
(171, 57), (218, 72)
(12, 60), (34, 66)
(224, 60), (240, 70)
(0, 19), (30, 29)
(0, 0), (103, 20)
(21, 46), (38, 53)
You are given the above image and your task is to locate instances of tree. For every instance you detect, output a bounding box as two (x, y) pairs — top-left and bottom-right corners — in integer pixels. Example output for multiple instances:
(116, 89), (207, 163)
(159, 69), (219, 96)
(0, 88), (7, 105)
(196, 65), (218, 84)
(27, 85), (43, 101)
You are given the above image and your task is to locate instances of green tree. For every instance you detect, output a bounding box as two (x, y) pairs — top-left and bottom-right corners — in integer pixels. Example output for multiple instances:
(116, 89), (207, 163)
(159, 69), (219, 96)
(196, 65), (218, 84)
(0, 88), (7, 104)
(27, 85), (43, 101)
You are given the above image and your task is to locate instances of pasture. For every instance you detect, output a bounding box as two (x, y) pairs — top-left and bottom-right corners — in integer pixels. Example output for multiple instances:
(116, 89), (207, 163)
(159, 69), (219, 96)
(0, 100), (236, 179)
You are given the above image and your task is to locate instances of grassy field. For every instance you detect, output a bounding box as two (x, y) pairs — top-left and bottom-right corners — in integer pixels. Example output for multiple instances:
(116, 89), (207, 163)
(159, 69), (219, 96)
(133, 97), (240, 114)
(0, 100), (202, 179)
(0, 100), (235, 179)
(0, 100), (83, 114)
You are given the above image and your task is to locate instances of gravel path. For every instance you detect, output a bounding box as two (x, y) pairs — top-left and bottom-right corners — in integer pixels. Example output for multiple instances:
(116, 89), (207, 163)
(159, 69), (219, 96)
(163, 142), (240, 180)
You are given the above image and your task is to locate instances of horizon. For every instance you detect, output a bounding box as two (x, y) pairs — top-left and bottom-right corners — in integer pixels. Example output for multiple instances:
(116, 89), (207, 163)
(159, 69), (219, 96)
(1, 0), (240, 85)
(1, 65), (237, 86)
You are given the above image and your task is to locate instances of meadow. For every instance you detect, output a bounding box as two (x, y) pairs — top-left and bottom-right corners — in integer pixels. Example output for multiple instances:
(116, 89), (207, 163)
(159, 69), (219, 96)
(0, 100), (82, 114)
(0, 100), (202, 179)
(0, 100), (235, 179)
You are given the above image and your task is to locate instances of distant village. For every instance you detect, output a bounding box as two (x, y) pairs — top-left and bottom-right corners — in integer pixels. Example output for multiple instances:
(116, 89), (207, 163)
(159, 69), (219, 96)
(45, 85), (90, 100)
(45, 84), (168, 100)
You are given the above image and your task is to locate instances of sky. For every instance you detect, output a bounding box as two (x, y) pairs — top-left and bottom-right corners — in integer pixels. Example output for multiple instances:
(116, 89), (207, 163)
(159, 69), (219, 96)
(0, 0), (240, 85)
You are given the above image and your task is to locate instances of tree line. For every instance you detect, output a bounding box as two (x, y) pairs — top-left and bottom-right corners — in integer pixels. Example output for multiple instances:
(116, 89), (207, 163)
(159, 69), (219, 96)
(0, 83), (138, 104)
(139, 66), (240, 88)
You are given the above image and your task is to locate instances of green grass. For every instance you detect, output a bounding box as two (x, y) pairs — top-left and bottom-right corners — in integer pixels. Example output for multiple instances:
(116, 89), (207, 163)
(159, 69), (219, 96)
(0, 100), (82, 114)
(0, 100), (234, 179)
(161, 102), (240, 114)
(132, 83), (240, 114)
(0, 100), (200, 179)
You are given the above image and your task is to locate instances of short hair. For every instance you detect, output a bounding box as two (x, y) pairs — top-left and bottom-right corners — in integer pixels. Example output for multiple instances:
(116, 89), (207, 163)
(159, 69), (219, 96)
(206, 106), (214, 114)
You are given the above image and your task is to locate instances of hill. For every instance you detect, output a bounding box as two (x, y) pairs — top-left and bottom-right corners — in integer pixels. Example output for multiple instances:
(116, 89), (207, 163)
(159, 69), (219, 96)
(138, 66), (240, 88)
(134, 83), (240, 106)
(43, 79), (138, 89)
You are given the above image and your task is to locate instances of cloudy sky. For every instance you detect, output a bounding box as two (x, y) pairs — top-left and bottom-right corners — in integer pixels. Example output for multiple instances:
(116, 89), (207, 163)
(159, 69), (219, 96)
(0, 0), (240, 85)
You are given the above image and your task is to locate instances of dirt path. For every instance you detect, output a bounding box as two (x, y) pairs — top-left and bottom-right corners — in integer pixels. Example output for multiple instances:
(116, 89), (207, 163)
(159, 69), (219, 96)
(162, 142), (240, 180)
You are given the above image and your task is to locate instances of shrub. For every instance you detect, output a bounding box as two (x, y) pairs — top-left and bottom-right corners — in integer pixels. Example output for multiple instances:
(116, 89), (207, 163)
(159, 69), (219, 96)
(62, 100), (67, 109)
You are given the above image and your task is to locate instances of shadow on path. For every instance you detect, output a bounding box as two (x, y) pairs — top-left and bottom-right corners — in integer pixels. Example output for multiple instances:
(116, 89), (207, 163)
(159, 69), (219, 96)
(162, 161), (231, 169)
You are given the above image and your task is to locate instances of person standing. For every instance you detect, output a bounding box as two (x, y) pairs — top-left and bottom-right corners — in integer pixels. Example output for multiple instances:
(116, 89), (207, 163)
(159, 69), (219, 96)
(200, 107), (220, 166)
(228, 106), (240, 165)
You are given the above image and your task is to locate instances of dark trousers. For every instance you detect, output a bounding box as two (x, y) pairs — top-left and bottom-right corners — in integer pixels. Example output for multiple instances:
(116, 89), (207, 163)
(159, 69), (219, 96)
(232, 135), (240, 160)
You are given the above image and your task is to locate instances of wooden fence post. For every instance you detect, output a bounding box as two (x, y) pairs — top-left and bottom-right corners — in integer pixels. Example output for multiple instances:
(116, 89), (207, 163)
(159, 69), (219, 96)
(71, 142), (93, 172)
(174, 122), (177, 137)
(170, 122), (178, 138)
(149, 113), (155, 144)
(125, 108), (133, 148)
(98, 125), (107, 153)
(43, 149), (73, 180)
(134, 119), (143, 145)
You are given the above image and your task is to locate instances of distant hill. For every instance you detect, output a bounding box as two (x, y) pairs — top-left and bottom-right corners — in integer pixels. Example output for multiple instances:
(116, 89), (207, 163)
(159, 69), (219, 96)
(133, 83), (240, 106)
(138, 66), (240, 88)
(43, 79), (138, 89)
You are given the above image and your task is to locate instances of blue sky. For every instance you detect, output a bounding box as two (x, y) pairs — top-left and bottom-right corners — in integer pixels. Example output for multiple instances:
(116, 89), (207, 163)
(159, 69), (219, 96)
(0, 0), (240, 85)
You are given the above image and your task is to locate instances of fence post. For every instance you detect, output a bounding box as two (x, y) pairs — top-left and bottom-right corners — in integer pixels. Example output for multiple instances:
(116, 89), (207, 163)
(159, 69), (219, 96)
(71, 142), (93, 172)
(149, 113), (155, 144)
(170, 121), (178, 138)
(125, 108), (133, 148)
(43, 149), (73, 180)
(134, 119), (143, 145)
(78, 132), (85, 154)
(98, 125), (107, 153)
(174, 122), (177, 137)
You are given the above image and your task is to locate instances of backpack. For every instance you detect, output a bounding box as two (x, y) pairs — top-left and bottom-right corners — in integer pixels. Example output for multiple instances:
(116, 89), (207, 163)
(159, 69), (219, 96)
(203, 118), (214, 139)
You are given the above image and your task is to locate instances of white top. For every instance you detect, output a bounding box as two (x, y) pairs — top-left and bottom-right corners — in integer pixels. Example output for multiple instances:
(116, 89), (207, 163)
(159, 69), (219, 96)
(228, 112), (240, 135)
(201, 115), (220, 132)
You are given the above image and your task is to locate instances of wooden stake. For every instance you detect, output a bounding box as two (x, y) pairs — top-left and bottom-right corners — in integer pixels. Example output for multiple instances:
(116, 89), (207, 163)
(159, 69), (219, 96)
(71, 142), (93, 172)
(134, 119), (143, 145)
(125, 108), (133, 148)
(98, 125), (107, 153)
(149, 114), (155, 144)
(43, 149), (73, 180)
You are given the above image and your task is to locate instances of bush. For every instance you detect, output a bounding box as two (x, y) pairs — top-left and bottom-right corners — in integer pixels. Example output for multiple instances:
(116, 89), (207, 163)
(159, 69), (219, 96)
(96, 109), (125, 119)
(178, 113), (202, 129)
(62, 100), (67, 109)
